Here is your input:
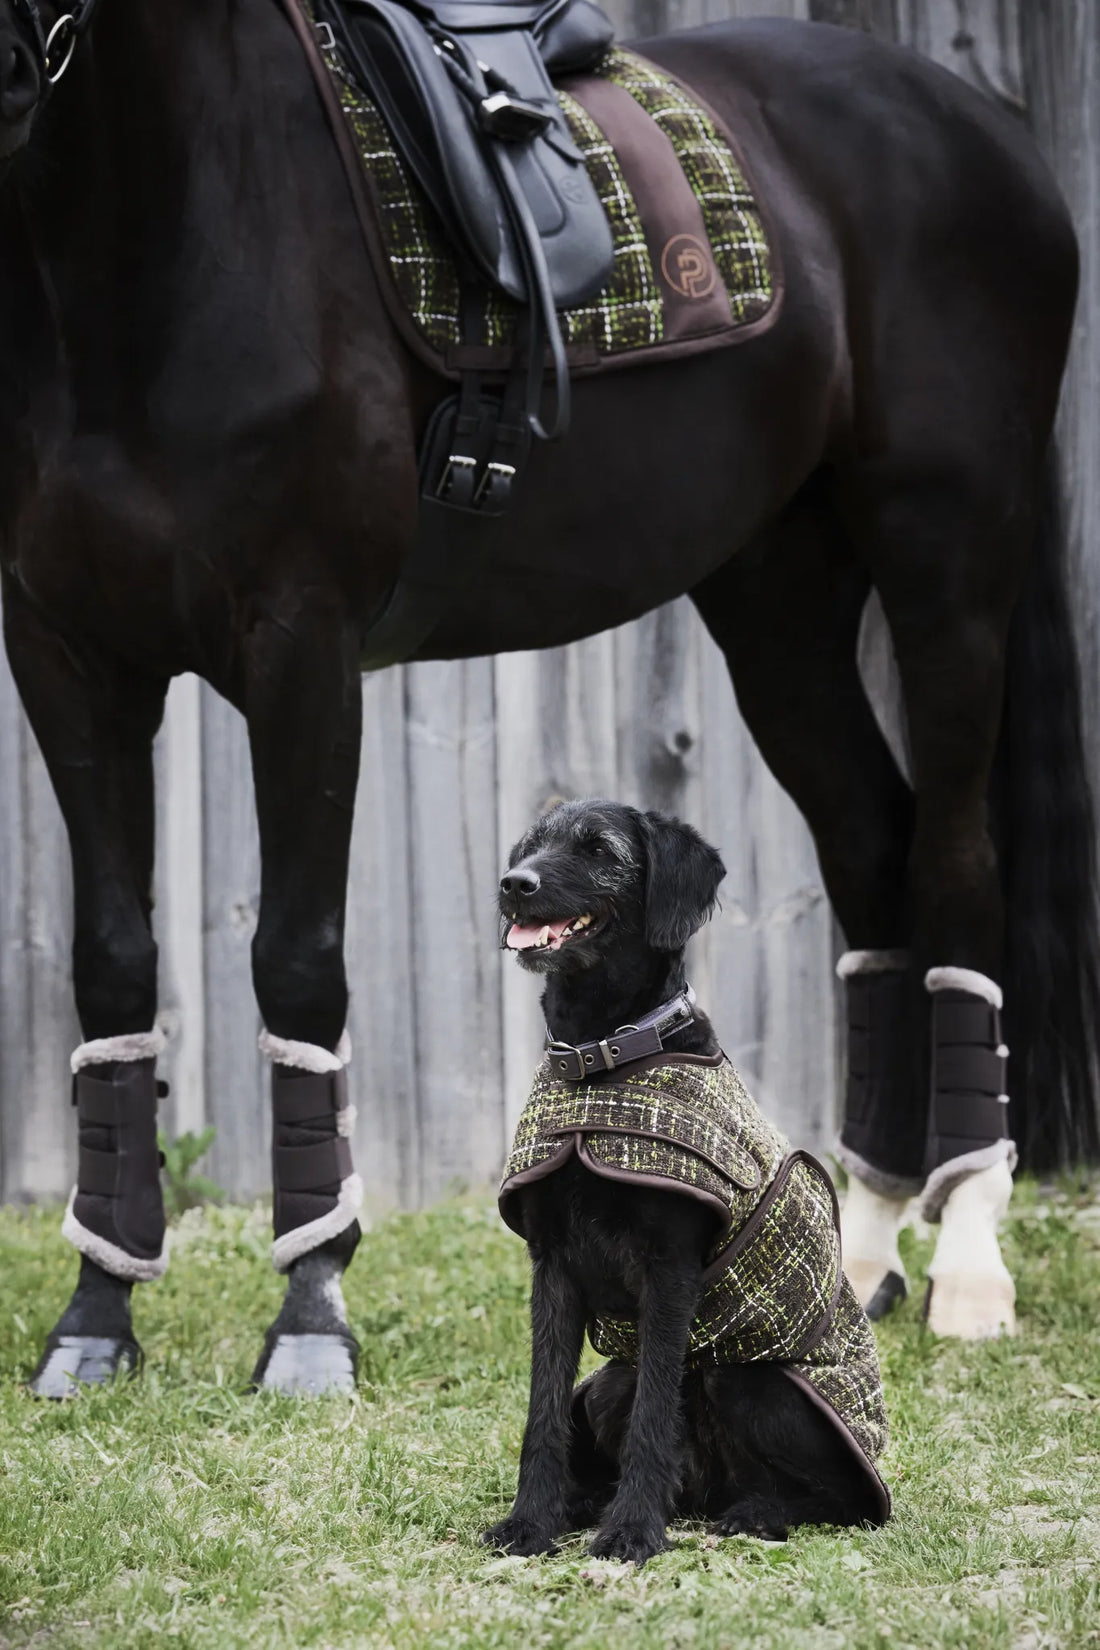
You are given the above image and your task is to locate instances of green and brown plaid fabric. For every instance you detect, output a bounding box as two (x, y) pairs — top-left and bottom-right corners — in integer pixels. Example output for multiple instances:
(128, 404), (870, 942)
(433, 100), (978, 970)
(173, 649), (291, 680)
(500, 1053), (889, 1490)
(303, 7), (773, 362)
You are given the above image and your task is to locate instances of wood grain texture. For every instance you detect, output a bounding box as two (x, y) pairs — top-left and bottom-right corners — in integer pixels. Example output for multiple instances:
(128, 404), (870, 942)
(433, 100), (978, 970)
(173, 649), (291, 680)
(3, 0), (1097, 1209)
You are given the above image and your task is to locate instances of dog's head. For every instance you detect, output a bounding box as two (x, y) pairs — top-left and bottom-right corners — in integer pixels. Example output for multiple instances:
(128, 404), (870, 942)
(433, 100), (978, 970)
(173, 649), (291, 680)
(499, 799), (725, 975)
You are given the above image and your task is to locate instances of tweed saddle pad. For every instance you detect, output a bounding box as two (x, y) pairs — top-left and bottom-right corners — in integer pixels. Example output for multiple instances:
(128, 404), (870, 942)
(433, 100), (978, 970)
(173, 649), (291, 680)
(299, 4), (778, 377)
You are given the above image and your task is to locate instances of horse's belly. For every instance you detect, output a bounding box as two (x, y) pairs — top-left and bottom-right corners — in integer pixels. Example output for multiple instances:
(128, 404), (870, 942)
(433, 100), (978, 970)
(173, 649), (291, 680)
(411, 337), (833, 659)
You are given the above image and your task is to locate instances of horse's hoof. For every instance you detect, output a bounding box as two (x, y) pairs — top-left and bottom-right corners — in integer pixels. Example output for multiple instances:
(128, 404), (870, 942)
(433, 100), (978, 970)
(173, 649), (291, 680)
(28, 1335), (142, 1399)
(847, 1259), (908, 1319)
(923, 1273), (1016, 1340)
(252, 1332), (358, 1395)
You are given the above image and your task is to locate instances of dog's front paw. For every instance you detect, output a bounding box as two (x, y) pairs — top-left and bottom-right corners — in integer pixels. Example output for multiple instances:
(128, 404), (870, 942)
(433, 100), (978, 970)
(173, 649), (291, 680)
(481, 1515), (559, 1557)
(588, 1520), (671, 1566)
(713, 1497), (789, 1542)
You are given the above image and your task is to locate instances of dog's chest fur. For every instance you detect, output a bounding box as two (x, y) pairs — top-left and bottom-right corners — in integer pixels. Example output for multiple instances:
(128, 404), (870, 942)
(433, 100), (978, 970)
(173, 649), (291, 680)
(519, 1156), (712, 1320)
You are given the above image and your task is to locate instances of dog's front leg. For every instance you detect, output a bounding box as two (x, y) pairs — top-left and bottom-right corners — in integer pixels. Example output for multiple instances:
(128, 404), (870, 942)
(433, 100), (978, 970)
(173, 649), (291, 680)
(589, 1258), (701, 1565)
(482, 1247), (586, 1556)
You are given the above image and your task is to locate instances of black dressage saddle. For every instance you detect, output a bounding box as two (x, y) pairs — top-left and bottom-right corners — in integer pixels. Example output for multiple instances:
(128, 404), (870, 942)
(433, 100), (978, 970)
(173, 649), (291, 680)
(311, 0), (620, 662)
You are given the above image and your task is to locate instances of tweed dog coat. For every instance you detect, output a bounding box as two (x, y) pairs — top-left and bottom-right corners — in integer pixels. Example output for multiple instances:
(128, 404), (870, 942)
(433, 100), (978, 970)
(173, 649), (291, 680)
(500, 1051), (891, 1518)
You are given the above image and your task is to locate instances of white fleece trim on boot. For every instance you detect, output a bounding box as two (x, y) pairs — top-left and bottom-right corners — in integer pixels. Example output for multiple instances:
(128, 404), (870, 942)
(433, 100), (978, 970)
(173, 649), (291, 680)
(919, 1139), (1018, 1223)
(835, 1141), (925, 1200)
(924, 966), (1003, 1009)
(61, 1189), (169, 1281)
(836, 948), (911, 980)
(70, 1027), (167, 1074)
(258, 1028), (352, 1074)
(271, 1174), (364, 1273)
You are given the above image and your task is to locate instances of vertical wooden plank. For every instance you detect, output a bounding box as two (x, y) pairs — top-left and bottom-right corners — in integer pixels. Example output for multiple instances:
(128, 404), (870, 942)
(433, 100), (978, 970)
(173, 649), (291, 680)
(613, 599), (716, 1007)
(345, 666), (420, 1211)
(153, 675), (207, 1141)
(1023, 2), (1100, 742)
(496, 635), (620, 1134)
(199, 686), (267, 1200)
(405, 659), (504, 1201)
(0, 639), (79, 1202)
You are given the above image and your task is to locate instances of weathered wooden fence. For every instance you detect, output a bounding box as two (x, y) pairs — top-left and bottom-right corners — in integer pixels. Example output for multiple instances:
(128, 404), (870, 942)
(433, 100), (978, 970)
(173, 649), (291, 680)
(1, 0), (1095, 1214)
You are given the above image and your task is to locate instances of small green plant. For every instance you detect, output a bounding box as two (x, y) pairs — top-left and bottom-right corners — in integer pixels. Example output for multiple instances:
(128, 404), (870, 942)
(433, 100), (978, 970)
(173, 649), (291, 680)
(157, 1126), (224, 1218)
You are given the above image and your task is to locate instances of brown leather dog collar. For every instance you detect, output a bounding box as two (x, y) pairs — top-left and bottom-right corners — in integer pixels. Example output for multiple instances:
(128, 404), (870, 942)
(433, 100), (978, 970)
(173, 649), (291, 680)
(545, 987), (696, 1081)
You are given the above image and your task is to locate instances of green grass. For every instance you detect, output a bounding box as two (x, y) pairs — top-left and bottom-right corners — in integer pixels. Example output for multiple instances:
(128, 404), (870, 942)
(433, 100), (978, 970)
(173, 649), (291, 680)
(1, 1180), (1099, 1649)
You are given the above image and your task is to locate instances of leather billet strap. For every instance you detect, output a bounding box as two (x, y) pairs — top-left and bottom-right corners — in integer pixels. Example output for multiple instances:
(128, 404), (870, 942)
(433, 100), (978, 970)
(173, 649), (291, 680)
(547, 988), (696, 1081)
(926, 989), (1009, 1171)
(71, 1058), (166, 1264)
(271, 1064), (353, 1239)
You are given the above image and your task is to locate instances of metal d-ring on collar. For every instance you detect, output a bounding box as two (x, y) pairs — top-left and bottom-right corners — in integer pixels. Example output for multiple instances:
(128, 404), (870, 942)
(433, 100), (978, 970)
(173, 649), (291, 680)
(10, 0), (100, 89)
(546, 986), (697, 1082)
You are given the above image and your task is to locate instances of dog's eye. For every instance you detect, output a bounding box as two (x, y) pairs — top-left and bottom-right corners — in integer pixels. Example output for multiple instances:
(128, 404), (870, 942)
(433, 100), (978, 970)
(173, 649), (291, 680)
(583, 837), (607, 857)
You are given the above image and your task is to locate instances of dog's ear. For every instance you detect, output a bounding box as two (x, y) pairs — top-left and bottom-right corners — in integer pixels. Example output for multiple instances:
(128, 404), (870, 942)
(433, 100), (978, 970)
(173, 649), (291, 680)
(637, 811), (726, 952)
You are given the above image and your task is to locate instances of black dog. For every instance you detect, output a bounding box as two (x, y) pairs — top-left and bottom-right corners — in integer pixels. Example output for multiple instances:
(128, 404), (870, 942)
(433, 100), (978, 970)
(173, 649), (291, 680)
(485, 799), (890, 1565)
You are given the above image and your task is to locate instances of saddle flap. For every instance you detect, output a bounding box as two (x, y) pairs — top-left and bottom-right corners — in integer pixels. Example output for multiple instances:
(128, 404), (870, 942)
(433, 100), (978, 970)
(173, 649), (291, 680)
(320, 0), (614, 304)
(402, 0), (615, 70)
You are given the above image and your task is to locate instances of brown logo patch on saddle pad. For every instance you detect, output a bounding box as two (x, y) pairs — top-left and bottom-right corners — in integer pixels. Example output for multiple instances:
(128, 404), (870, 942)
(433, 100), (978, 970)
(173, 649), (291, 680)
(290, 2), (780, 376)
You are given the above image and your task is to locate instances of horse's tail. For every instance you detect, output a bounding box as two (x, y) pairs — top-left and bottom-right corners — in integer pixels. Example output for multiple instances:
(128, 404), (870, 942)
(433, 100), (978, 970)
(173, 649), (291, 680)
(994, 453), (1100, 1171)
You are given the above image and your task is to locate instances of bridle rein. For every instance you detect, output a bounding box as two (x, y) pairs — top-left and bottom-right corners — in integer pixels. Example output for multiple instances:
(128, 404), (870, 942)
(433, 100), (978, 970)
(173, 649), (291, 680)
(9, 0), (101, 90)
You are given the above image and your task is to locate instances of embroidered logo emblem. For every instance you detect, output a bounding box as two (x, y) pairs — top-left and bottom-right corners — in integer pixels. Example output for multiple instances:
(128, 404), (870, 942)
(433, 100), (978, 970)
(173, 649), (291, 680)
(660, 234), (716, 300)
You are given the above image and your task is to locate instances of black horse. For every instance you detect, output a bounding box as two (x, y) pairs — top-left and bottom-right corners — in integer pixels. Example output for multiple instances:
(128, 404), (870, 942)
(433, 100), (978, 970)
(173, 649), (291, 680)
(0, 0), (1095, 1393)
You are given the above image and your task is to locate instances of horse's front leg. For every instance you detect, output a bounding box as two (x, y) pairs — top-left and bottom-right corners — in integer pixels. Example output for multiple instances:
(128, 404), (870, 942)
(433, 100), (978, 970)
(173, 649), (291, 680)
(242, 592), (365, 1395)
(2, 576), (170, 1396)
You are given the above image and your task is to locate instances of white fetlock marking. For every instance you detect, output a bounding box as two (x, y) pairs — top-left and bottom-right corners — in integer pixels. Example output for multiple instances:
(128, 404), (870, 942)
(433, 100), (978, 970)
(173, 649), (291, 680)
(841, 1179), (909, 1306)
(927, 1160), (1016, 1339)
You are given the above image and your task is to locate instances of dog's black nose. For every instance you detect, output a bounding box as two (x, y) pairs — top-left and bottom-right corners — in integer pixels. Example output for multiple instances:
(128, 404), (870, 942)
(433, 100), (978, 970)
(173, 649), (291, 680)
(501, 866), (540, 898)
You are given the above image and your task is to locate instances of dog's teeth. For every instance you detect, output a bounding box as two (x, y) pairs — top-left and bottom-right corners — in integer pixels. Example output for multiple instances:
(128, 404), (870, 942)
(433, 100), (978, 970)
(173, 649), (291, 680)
(536, 925), (550, 946)
(577, 913), (591, 927)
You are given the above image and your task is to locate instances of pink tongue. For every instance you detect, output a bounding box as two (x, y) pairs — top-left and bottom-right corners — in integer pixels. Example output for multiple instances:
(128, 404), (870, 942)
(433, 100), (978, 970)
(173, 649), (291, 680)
(506, 918), (573, 951)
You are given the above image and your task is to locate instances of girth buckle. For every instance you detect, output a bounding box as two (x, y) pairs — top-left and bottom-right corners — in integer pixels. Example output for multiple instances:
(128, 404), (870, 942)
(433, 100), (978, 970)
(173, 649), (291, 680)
(437, 452), (478, 507)
(474, 460), (516, 510)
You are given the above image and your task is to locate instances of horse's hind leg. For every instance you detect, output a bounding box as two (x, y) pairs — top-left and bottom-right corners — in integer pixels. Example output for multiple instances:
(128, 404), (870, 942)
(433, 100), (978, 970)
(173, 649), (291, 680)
(855, 473), (1026, 1339)
(691, 487), (920, 1314)
(242, 592), (364, 1395)
(2, 577), (169, 1395)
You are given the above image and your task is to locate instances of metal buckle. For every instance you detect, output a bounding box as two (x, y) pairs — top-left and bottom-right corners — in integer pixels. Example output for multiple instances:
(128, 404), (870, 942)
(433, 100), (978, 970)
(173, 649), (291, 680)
(548, 1040), (587, 1077)
(474, 460), (516, 508)
(315, 20), (336, 52)
(45, 14), (77, 83)
(437, 453), (476, 500)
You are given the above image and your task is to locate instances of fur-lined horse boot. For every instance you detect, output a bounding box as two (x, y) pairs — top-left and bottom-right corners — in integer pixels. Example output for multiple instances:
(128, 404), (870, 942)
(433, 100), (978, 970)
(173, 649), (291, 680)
(836, 950), (923, 1319)
(920, 967), (1017, 1339)
(30, 1029), (167, 1398)
(251, 1030), (363, 1396)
